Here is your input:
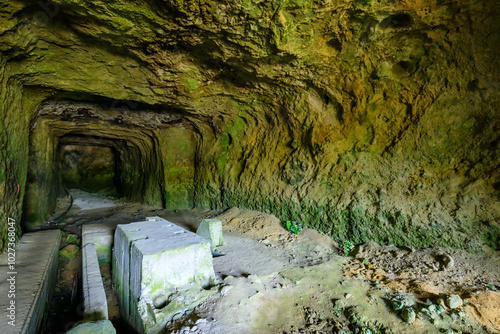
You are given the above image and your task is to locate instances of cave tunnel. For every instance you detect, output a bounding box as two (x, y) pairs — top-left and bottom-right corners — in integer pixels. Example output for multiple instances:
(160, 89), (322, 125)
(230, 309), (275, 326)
(22, 98), (197, 229)
(1, 0), (499, 333)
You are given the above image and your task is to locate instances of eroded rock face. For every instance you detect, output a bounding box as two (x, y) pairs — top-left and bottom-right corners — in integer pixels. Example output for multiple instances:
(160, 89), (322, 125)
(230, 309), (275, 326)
(0, 0), (499, 251)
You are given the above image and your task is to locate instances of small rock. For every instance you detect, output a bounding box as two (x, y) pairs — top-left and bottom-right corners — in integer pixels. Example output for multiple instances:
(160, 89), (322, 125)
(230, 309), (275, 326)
(220, 285), (233, 296)
(248, 274), (262, 285)
(391, 294), (417, 311)
(440, 254), (454, 270)
(344, 293), (352, 299)
(447, 295), (463, 309)
(195, 319), (207, 325)
(401, 307), (416, 324)
(191, 325), (198, 332)
(392, 299), (404, 311)
(421, 304), (439, 320)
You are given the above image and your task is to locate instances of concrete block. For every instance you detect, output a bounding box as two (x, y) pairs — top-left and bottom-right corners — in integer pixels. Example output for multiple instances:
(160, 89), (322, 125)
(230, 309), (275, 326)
(113, 217), (216, 333)
(66, 320), (116, 334)
(196, 219), (225, 251)
(82, 244), (108, 320)
(0, 230), (61, 334)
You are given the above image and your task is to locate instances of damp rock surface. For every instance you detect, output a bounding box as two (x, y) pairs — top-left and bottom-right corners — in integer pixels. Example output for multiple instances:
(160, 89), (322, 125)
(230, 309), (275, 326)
(0, 0), (498, 254)
(113, 217), (216, 333)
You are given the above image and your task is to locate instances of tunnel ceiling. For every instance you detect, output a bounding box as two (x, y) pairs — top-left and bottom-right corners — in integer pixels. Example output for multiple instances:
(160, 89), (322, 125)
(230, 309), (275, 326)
(0, 0), (499, 251)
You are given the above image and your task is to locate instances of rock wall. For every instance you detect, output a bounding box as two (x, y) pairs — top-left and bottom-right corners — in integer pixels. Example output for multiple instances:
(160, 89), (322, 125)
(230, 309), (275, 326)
(0, 0), (499, 251)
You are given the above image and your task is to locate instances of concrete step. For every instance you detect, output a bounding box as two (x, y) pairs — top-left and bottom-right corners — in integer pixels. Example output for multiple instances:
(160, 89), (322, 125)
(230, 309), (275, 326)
(0, 230), (61, 334)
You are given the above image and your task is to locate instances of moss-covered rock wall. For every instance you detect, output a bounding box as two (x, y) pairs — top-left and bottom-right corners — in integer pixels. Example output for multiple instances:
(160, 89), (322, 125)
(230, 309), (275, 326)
(0, 0), (498, 251)
(59, 144), (117, 195)
(0, 57), (25, 250)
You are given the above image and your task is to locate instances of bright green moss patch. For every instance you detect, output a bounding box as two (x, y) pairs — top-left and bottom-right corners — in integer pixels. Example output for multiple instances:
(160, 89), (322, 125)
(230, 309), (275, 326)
(182, 77), (200, 90)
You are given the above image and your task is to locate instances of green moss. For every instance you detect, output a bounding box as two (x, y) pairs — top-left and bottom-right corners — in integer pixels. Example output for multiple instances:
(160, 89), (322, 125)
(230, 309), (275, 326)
(59, 249), (77, 260)
(481, 226), (500, 250)
(164, 184), (193, 210)
(223, 117), (246, 135)
(95, 243), (111, 264)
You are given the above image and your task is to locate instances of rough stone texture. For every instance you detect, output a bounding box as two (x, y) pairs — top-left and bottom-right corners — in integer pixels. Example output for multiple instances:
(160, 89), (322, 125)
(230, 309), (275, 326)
(196, 219), (225, 251)
(401, 306), (416, 324)
(66, 320), (116, 334)
(0, 230), (61, 334)
(59, 244), (80, 261)
(82, 244), (108, 320)
(113, 217), (216, 333)
(0, 0), (499, 251)
(82, 224), (114, 264)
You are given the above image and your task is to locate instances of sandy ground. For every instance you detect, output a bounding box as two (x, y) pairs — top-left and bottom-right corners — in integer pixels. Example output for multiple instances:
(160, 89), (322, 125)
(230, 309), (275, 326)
(47, 191), (500, 334)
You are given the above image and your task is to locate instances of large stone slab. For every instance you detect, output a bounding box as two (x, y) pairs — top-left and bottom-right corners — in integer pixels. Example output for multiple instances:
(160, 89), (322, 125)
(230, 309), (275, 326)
(113, 217), (216, 333)
(82, 243), (108, 320)
(0, 230), (61, 334)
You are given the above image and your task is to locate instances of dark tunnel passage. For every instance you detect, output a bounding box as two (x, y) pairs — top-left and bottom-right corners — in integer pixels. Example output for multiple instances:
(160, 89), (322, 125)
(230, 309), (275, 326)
(21, 98), (197, 231)
(58, 141), (119, 196)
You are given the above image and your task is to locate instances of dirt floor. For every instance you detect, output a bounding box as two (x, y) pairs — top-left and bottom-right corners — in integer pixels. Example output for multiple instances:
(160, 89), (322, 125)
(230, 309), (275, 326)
(47, 190), (500, 334)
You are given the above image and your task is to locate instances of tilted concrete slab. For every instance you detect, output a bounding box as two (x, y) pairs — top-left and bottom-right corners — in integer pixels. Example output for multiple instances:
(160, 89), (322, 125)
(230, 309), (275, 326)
(113, 217), (216, 333)
(0, 230), (61, 334)
(196, 219), (225, 251)
(82, 244), (109, 320)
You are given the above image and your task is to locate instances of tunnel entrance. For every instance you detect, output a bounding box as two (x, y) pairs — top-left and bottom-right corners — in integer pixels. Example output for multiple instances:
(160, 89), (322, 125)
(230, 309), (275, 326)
(22, 98), (197, 231)
(59, 144), (118, 196)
